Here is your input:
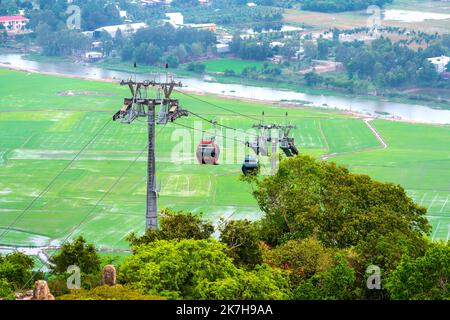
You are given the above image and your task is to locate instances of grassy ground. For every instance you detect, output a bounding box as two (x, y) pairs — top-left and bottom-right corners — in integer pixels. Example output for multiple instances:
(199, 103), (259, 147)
(332, 120), (450, 240)
(0, 69), (448, 253)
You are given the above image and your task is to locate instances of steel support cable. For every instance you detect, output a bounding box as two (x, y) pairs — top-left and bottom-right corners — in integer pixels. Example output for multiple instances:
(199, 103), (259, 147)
(20, 123), (168, 290)
(174, 89), (263, 122)
(186, 110), (259, 139)
(172, 121), (248, 145)
(0, 118), (113, 242)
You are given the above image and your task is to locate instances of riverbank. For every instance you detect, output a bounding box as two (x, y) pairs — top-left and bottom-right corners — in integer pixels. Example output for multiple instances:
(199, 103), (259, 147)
(1, 53), (449, 124)
(1, 62), (448, 125)
(16, 52), (450, 112)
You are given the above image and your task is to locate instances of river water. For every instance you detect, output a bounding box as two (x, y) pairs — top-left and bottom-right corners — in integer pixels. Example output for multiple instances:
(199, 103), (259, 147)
(1, 53), (449, 124)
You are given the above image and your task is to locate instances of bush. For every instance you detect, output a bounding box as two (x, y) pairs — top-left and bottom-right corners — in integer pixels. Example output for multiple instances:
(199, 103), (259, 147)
(119, 239), (290, 299)
(219, 219), (263, 269)
(127, 209), (214, 246)
(49, 236), (101, 275)
(187, 62), (206, 73)
(0, 252), (34, 293)
(58, 285), (165, 300)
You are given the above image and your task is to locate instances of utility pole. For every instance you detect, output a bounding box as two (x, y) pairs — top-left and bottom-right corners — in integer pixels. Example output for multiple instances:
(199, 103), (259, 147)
(113, 76), (188, 230)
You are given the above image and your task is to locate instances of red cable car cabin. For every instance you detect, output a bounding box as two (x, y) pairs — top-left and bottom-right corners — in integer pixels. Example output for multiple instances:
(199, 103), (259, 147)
(196, 139), (220, 165)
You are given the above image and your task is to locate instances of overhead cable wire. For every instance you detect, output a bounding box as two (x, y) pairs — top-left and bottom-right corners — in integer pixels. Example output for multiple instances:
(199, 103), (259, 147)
(186, 110), (259, 139)
(173, 121), (249, 145)
(174, 89), (263, 122)
(0, 118), (113, 242)
(20, 122), (168, 290)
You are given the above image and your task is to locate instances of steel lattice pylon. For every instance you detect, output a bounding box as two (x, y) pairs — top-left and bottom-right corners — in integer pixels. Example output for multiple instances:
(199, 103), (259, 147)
(113, 76), (188, 230)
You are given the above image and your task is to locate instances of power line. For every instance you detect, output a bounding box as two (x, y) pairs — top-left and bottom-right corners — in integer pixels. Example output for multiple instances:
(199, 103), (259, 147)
(187, 110), (259, 139)
(173, 121), (248, 145)
(0, 118), (113, 243)
(20, 123), (168, 291)
(174, 89), (263, 122)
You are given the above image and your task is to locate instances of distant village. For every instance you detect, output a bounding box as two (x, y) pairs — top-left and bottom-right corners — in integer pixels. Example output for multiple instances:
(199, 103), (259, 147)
(0, 0), (449, 79)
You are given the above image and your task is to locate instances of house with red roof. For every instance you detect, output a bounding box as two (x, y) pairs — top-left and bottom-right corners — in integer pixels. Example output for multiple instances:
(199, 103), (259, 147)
(0, 16), (30, 34)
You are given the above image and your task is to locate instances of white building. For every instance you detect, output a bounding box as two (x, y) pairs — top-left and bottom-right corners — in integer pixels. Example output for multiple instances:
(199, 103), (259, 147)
(427, 56), (450, 73)
(216, 43), (230, 53)
(94, 23), (148, 39)
(85, 51), (103, 62)
(140, 0), (172, 5)
(165, 12), (184, 27)
(0, 15), (29, 34)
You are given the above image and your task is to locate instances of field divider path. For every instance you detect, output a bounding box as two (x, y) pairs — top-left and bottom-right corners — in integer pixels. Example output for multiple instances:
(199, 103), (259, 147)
(320, 118), (388, 160)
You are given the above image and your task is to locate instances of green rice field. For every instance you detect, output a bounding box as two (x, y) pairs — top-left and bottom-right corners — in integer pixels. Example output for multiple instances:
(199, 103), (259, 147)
(0, 69), (449, 257)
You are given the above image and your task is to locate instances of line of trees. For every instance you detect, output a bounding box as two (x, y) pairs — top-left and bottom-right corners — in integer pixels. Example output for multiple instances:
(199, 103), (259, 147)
(300, 36), (450, 94)
(302, 0), (393, 13)
(118, 24), (217, 67)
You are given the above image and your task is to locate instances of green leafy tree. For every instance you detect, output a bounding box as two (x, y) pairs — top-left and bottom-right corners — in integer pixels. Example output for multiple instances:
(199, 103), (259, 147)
(254, 156), (430, 245)
(58, 285), (165, 300)
(262, 237), (334, 280)
(195, 265), (291, 300)
(119, 239), (290, 299)
(134, 43), (162, 66)
(252, 155), (431, 274)
(385, 242), (450, 300)
(166, 55), (180, 69)
(303, 41), (318, 60)
(120, 44), (134, 61)
(0, 278), (14, 300)
(224, 69), (236, 77)
(293, 254), (356, 300)
(219, 219), (263, 269)
(187, 62), (206, 73)
(0, 252), (34, 294)
(191, 42), (205, 57)
(175, 44), (188, 63)
(304, 72), (323, 86)
(114, 28), (125, 49)
(317, 39), (330, 59)
(127, 209), (214, 246)
(99, 30), (114, 57)
(49, 236), (101, 274)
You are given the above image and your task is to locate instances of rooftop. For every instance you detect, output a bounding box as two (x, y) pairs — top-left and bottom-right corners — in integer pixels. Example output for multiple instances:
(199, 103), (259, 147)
(0, 16), (29, 22)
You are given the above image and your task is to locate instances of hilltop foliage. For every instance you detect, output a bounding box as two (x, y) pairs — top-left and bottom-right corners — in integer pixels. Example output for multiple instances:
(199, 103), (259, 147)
(119, 239), (291, 299)
(58, 284), (165, 300)
(126, 209), (214, 246)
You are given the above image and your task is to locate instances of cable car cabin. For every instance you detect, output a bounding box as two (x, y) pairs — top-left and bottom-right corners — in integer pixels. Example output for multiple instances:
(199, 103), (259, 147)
(242, 155), (259, 175)
(196, 139), (220, 165)
(279, 138), (299, 157)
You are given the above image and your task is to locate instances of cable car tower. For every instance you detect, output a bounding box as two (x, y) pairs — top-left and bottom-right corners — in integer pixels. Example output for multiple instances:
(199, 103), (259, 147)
(112, 72), (188, 230)
(245, 113), (299, 175)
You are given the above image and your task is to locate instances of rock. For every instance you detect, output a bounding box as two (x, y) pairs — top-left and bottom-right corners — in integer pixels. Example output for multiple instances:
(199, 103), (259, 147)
(102, 264), (117, 286)
(32, 280), (55, 300)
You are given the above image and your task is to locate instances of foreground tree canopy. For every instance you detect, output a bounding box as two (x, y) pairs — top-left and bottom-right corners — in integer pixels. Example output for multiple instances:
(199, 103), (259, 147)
(253, 156), (430, 260)
(127, 209), (215, 246)
(1, 155), (446, 300)
(386, 242), (450, 300)
(119, 239), (291, 300)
